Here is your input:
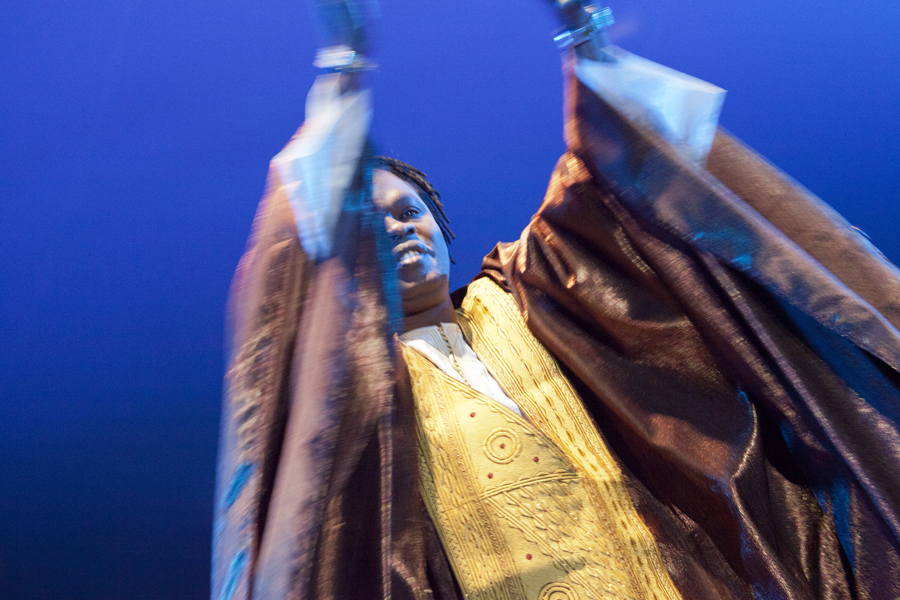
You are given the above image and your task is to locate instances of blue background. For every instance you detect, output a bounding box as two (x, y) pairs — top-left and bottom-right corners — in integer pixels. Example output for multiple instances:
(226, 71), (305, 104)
(1, 0), (898, 597)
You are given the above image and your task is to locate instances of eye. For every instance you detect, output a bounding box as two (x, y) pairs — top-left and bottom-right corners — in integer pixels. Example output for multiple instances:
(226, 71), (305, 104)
(400, 207), (420, 220)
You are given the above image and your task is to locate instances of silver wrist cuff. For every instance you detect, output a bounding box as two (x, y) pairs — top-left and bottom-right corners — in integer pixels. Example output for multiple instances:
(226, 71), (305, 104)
(553, 6), (614, 50)
(313, 45), (377, 72)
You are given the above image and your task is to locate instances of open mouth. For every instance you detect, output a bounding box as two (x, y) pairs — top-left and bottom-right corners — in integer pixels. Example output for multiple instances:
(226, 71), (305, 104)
(394, 242), (432, 267)
(397, 249), (424, 266)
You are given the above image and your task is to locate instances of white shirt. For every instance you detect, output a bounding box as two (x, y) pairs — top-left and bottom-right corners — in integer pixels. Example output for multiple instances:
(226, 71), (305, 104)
(400, 323), (523, 417)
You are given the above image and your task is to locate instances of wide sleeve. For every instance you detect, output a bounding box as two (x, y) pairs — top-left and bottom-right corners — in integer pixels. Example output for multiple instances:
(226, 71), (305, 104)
(212, 74), (371, 600)
(271, 73), (372, 261)
(574, 47), (725, 166)
(212, 157), (311, 600)
(481, 53), (900, 599)
(213, 71), (451, 599)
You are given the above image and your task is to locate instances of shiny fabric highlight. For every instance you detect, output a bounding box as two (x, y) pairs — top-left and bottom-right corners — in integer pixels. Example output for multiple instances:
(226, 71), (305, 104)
(213, 154), (456, 600)
(480, 66), (900, 598)
(214, 63), (900, 599)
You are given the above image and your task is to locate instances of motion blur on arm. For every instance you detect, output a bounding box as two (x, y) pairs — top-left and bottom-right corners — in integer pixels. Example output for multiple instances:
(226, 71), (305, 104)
(213, 1), (900, 599)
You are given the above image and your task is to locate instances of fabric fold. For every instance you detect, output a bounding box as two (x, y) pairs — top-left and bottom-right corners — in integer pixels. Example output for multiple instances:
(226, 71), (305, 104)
(479, 64), (900, 599)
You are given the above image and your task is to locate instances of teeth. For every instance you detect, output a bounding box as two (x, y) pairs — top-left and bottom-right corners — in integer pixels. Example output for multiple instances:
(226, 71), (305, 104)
(398, 250), (422, 265)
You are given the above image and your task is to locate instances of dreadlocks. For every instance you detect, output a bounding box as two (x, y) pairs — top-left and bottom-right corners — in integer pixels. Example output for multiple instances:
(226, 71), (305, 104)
(374, 156), (454, 254)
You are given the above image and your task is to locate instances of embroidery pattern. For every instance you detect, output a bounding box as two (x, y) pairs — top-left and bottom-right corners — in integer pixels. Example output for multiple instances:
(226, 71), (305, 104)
(483, 428), (522, 464)
(456, 277), (683, 600)
(406, 349), (527, 600)
(408, 347), (638, 598)
(539, 582), (575, 600)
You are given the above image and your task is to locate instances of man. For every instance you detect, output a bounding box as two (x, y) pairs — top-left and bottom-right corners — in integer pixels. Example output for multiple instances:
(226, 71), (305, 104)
(213, 1), (900, 598)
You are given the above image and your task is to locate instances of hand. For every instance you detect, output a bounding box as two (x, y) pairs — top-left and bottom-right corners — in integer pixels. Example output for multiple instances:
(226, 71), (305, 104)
(547, 0), (613, 61)
(312, 0), (374, 54)
(551, 0), (592, 31)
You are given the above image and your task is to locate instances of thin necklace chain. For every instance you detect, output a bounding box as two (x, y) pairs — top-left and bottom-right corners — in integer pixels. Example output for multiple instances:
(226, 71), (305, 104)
(438, 326), (471, 387)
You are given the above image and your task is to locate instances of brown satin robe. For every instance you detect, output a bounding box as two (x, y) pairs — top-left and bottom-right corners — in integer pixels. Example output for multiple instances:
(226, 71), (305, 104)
(212, 65), (900, 600)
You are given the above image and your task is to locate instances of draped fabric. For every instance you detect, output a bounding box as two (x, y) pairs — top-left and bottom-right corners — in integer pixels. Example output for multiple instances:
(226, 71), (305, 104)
(214, 62), (900, 599)
(480, 66), (900, 599)
(212, 155), (457, 600)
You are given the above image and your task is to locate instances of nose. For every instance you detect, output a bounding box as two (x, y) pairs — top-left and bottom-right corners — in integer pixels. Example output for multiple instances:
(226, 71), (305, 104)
(384, 215), (415, 240)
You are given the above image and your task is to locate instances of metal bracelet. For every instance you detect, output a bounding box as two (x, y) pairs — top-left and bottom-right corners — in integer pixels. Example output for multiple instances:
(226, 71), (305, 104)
(313, 45), (377, 72)
(553, 6), (614, 50)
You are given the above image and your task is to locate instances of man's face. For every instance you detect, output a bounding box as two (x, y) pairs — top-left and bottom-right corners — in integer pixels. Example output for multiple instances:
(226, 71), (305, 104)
(372, 169), (450, 289)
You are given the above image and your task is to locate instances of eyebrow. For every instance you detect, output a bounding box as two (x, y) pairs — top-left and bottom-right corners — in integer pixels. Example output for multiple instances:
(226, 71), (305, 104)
(397, 193), (425, 207)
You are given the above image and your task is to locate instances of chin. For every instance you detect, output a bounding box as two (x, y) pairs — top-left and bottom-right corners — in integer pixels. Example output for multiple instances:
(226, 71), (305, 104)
(399, 271), (447, 292)
(399, 272), (450, 310)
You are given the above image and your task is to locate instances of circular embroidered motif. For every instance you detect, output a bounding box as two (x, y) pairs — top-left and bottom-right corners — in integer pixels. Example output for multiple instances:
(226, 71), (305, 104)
(482, 428), (521, 464)
(538, 582), (575, 600)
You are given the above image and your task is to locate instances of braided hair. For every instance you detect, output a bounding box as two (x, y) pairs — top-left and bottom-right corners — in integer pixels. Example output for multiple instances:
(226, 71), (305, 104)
(374, 156), (454, 255)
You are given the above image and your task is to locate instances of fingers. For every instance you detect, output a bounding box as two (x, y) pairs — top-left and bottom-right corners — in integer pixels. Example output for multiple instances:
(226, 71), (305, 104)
(312, 0), (371, 52)
(552, 0), (592, 31)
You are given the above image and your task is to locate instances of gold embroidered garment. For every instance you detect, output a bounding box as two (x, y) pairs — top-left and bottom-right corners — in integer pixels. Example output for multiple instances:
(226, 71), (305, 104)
(403, 278), (682, 600)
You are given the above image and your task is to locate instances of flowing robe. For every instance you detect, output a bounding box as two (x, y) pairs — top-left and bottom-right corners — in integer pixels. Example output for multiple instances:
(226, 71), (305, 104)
(212, 62), (900, 600)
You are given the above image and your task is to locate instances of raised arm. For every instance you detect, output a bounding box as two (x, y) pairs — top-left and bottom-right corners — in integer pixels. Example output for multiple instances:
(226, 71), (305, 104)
(550, 0), (613, 62)
(483, 7), (900, 598)
(310, 0), (372, 92)
(268, 0), (376, 262)
(213, 4), (377, 599)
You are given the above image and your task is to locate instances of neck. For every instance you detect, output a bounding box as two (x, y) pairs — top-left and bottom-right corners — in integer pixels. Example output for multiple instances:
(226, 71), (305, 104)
(401, 275), (456, 332)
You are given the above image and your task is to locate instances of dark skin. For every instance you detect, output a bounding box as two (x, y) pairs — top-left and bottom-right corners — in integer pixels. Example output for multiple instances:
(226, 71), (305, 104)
(555, 0), (613, 62)
(398, 275), (456, 333)
(372, 169), (455, 332)
(318, 0), (610, 331)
